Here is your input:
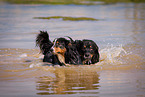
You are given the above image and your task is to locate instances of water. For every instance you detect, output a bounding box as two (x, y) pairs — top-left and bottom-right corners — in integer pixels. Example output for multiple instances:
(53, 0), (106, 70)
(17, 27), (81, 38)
(0, 2), (145, 97)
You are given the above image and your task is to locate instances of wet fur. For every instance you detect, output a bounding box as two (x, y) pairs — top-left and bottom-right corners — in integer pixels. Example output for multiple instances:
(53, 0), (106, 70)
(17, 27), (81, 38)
(36, 31), (53, 55)
(52, 38), (82, 65)
(74, 39), (99, 65)
(36, 31), (82, 66)
(36, 31), (61, 65)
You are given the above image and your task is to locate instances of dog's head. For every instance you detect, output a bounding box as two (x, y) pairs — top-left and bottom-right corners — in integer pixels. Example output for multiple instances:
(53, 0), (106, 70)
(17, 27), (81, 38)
(81, 40), (99, 65)
(52, 37), (82, 65)
(52, 38), (70, 65)
(52, 38), (70, 55)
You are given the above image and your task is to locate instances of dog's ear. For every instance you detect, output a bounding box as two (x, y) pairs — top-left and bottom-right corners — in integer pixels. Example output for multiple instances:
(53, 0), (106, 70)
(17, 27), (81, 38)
(65, 36), (74, 43)
(65, 40), (70, 46)
(91, 46), (99, 64)
(62, 39), (71, 48)
(53, 38), (57, 45)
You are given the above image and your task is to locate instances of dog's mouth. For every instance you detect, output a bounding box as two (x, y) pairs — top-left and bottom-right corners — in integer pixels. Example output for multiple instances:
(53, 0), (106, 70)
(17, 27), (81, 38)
(52, 46), (66, 55)
(83, 53), (93, 65)
(56, 52), (61, 54)
(53, 50), (61, 54)
(84, 53), (93, 59)
(83, 60), (92, 65)
(51, 46), (67, 65)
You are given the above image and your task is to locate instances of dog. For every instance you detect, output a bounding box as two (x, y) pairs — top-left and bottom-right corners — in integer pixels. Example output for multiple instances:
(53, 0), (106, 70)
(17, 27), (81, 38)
(74, 39), (99, 65)
(36, 31), (81, 66)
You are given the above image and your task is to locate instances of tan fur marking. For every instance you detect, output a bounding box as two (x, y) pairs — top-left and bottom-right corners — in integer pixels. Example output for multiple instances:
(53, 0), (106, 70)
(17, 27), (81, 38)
(53, 46), (67, 66)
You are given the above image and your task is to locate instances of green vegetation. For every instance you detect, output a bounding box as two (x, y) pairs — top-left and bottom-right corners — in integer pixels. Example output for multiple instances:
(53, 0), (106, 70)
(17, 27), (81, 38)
(1, 0), (100, 5)
(1, 0), (145, 5)
(34, 16), (99, 21)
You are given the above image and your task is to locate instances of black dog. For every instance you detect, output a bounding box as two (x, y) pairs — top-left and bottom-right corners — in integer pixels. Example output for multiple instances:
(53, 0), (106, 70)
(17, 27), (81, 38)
(74, 39), (99, 65)
(36, 31), (81, 66)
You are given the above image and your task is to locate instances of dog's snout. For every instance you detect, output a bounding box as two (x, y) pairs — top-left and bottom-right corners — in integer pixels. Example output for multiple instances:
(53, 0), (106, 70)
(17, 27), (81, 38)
(85, 53), (90, 58)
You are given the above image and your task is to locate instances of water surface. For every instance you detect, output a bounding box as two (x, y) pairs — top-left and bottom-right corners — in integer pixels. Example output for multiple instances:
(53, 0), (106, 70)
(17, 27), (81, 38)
(0, 3), (145, 97)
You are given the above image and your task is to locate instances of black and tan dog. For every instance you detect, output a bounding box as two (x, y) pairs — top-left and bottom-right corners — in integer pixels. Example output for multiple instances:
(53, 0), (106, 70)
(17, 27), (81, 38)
(36, 31), (81, 66)
(74, 39), (99, 65)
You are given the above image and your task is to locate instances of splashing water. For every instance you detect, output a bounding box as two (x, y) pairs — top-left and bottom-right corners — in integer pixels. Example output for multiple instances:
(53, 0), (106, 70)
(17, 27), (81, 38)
(0, 43), (144, 71)
(28, 44), (129, 69)
(100, 44), (127, 65)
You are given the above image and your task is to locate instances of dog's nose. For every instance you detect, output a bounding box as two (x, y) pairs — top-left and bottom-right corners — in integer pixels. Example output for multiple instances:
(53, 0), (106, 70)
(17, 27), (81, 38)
(85, 53), (90, 58)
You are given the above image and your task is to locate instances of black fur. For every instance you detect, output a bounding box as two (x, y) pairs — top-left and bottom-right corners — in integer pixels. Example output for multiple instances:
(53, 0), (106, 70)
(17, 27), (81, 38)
(36, 31), (82, 66)
(52, 37), (82, 65)
(74, 39), (99, 65)
(36, 31), (53, 55)
(43, 50), (65, 66)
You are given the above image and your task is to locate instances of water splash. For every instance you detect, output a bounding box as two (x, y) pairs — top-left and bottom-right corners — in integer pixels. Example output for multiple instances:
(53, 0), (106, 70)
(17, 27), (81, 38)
(29, 63), (43, 68)
(19, 53), (27, 58)
(29, 44), (128, 68)
(100, 44), (127, 65)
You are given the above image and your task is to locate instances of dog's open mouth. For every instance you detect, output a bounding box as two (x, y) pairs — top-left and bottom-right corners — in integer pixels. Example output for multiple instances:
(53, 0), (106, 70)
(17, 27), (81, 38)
(83, 53), (93, 65)
(83, 59), (92, 65)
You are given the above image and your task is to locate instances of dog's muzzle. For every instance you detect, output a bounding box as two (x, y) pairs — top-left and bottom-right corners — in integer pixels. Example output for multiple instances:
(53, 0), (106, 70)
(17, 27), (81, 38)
(84, 53), (91, 59)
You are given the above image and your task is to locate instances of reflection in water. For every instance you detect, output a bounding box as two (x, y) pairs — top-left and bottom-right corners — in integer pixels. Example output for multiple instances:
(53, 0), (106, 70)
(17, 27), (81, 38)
(36, 67), (100, 95)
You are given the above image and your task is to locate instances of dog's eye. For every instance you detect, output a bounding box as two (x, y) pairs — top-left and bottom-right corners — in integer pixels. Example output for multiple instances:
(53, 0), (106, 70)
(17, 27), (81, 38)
(59, 46), (64, 49)
(56, 42), (59, 45)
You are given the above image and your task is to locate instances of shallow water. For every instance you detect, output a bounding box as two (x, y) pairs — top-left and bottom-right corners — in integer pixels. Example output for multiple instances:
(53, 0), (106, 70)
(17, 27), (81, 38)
(0, 2), (145, 97)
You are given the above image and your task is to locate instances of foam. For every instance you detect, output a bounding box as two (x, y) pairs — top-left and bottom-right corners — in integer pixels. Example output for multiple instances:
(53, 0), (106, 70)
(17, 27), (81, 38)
(100, 44), (127, 64)
(19, 53), (27, 58)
